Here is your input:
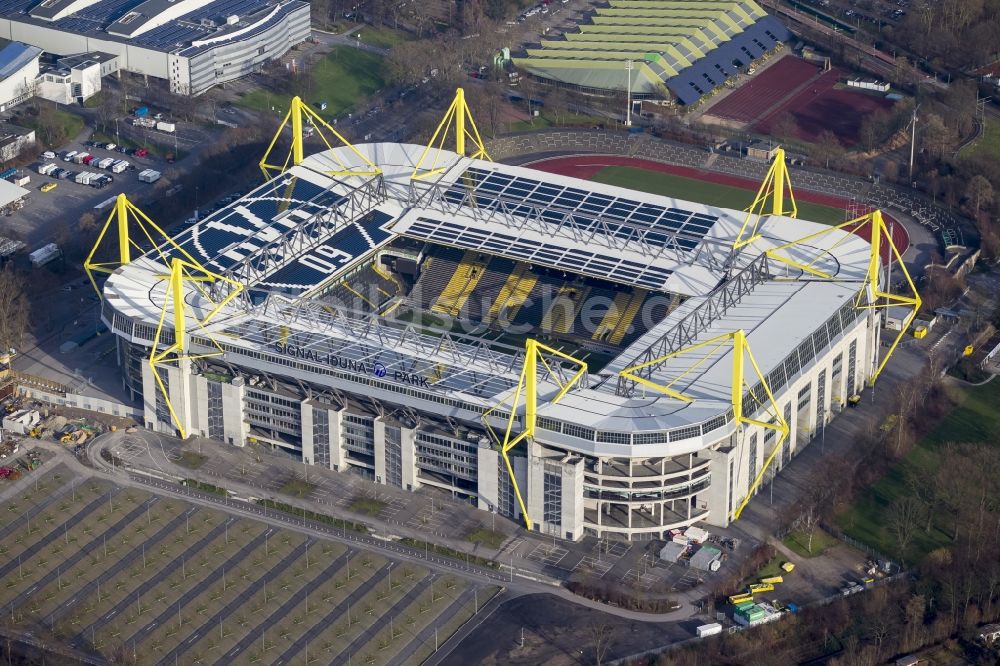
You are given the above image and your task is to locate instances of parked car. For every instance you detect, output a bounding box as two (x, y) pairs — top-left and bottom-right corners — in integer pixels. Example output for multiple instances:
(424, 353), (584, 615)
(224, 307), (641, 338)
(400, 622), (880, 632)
(40, 182), (56, 192)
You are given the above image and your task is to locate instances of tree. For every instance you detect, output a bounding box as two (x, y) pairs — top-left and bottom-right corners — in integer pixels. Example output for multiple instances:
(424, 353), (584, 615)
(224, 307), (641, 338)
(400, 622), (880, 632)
(888, 496), (923, 560)
(588, 620), (614, 666)
(965, 174), (993, 217)
(0, 267), (31, 355)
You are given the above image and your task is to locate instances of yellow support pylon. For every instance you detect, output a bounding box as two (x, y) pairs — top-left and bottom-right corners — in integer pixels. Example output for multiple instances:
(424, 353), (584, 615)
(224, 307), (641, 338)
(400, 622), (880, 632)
(482, 340), (587, 530)
(149, 258), (245, 438)
(259, 96), (381, 181)
(765, 210), (921, 384)
(83, 193), (203, 300)
(733, 148), (798, 250)
(618, 330), (789, 520)
(411, 88), (491, 181)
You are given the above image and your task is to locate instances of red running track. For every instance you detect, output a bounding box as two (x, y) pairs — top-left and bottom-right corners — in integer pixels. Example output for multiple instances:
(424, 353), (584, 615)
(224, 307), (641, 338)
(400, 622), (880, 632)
(528, 155), (909, 263)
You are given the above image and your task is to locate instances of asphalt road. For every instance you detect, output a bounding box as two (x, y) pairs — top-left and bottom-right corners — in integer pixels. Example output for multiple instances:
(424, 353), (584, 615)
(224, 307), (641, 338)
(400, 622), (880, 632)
(156, 534), (310, 666)
(214, 546), (347, 664)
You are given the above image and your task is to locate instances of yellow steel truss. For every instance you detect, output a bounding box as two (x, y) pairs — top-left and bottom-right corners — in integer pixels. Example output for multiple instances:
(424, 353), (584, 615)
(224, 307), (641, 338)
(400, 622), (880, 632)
(259, 96), (381, 181)
(149, 258), (244, 439)
(83, 193), (203, 299)
(482, 340), (587, 529)
(618, 330), (789, 520)
(411, 87), (491, 181)
(764, 210), (921, 384)
(733, 147), (798, 250)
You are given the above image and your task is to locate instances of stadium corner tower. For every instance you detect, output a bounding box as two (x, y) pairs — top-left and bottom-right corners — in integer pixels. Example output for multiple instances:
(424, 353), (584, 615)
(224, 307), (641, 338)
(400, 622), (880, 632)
(100, 94), (915, 541)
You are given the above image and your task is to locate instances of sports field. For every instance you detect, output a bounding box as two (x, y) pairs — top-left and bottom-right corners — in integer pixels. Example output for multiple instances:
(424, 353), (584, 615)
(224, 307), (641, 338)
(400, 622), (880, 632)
(589, 165), (847, 224)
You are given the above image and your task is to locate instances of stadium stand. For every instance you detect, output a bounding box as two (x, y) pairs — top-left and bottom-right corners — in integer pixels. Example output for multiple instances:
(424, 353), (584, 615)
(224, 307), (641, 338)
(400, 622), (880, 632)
(513, 0), (791, 105)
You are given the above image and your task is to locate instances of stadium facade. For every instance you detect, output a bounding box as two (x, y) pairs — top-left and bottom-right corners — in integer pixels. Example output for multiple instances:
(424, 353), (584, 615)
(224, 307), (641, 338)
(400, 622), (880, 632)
(98, 115), (909, 542)
(513, 0), (791, 105)
(0, 0), (310, 95)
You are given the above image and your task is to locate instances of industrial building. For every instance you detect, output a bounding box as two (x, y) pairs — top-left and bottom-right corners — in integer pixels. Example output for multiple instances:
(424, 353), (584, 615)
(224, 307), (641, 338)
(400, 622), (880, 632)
(94, 93), (918, 542)
(0, 41), (42, 111)
(0, 0), (310, 95)
(513, 0), (790, 105)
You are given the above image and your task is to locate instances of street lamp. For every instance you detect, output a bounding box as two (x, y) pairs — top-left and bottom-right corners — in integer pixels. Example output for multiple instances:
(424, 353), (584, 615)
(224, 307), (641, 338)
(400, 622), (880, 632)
(624, 59), (634, 127)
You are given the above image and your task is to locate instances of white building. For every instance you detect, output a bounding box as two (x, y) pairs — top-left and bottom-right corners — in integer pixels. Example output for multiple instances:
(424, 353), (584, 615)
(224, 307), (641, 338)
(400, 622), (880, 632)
(0, 0), (310, 96)
(0, 42), (42, 112)
(36, 52), (119, 104)
(101, 142), (895, 542)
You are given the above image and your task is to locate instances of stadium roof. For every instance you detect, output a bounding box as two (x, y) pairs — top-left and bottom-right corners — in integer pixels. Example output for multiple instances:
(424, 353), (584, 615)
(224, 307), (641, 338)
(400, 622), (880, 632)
(1, 0), (306, 56)
(513, 0), (790, 104)
(104, 142), (876, 457)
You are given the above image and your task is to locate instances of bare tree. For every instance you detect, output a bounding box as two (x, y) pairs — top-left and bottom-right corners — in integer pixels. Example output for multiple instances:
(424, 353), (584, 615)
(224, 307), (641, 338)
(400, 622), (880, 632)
(588, 620), (614, 666)
(0, 267), (31, 355)
(888, 496), (923, 560)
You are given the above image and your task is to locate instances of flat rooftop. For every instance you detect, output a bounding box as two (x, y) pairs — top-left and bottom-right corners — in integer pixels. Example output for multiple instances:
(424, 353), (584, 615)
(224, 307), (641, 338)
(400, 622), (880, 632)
(2, 0), (306, 56)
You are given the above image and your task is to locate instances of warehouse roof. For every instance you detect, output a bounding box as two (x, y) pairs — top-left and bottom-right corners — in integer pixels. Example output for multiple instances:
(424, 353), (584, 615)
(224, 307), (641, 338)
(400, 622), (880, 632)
(0, 42), (41, 80)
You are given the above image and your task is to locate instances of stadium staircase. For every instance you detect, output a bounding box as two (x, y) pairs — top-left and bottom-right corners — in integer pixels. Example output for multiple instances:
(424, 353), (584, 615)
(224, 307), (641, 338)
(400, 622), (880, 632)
(486, 263), (538, 324)
(607, 289), (647, 345)
(541, 285), (590, 335)
(463, 257), (517, 321)
(370, 260), (403, 297)
(431, 251), (490, 317)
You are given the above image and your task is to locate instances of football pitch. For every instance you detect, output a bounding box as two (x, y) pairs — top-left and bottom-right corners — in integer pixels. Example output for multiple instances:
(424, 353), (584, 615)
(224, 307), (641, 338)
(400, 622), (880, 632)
(588, 165), (848, 225)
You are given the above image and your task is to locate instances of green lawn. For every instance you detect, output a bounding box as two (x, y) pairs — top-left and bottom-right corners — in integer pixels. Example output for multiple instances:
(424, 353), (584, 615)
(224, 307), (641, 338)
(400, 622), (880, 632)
(836, 379), (1000, 560)
(279, 478), (317, 498)
(176, 450), (207, 470)
(589, 166), (847, 224)
(237, 46), (384, 119)
(960, 119), (1000, 160)
(351, 25), (410, 49)
(510, 111), (606, 132)
(783, 527), (839, 557)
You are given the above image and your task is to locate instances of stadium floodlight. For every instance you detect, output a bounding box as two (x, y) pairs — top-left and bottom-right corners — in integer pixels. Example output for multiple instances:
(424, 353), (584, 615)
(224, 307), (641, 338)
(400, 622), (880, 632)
(411, 88), (491, 181)
(83, 193), (202, 300)
(482, 339), (588, 529)
(618, 329), (789, 520)
(733, 147), (798, 250)
(149, 258), (245, 439)
(765, 209), (921, 384)
(259, 96), (381, 181)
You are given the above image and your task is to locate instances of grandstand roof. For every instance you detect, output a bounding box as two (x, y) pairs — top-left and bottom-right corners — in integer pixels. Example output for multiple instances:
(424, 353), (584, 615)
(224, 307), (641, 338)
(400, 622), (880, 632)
(104, 141), (876, 457)
(513, 0), (790, 104)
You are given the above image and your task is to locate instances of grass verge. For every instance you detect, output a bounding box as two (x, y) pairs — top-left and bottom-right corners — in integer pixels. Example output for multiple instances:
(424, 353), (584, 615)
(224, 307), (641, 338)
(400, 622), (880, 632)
(256, 499), (369, 533)
(237, 46), (384, 120)
(175, 450), (208, 470)
(279, 477), (317, 498)
(465, 528), (507, 549)
(783, 527), (839, 558)
(398, 538), (500, 569)
(349, 496), (386, 517)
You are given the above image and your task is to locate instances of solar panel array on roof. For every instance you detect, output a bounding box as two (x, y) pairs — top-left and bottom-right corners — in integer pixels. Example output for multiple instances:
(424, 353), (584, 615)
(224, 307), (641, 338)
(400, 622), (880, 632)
(165, 176), (394, 296)
(405, 217), (674, 290)
(54, 0), (147, 32)
(666, 16), (790, 104)
(444, 166), (718, 251)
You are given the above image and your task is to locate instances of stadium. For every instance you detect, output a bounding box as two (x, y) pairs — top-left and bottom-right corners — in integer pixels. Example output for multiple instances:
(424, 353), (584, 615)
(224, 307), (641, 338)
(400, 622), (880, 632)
(93, 91), (919, 542)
